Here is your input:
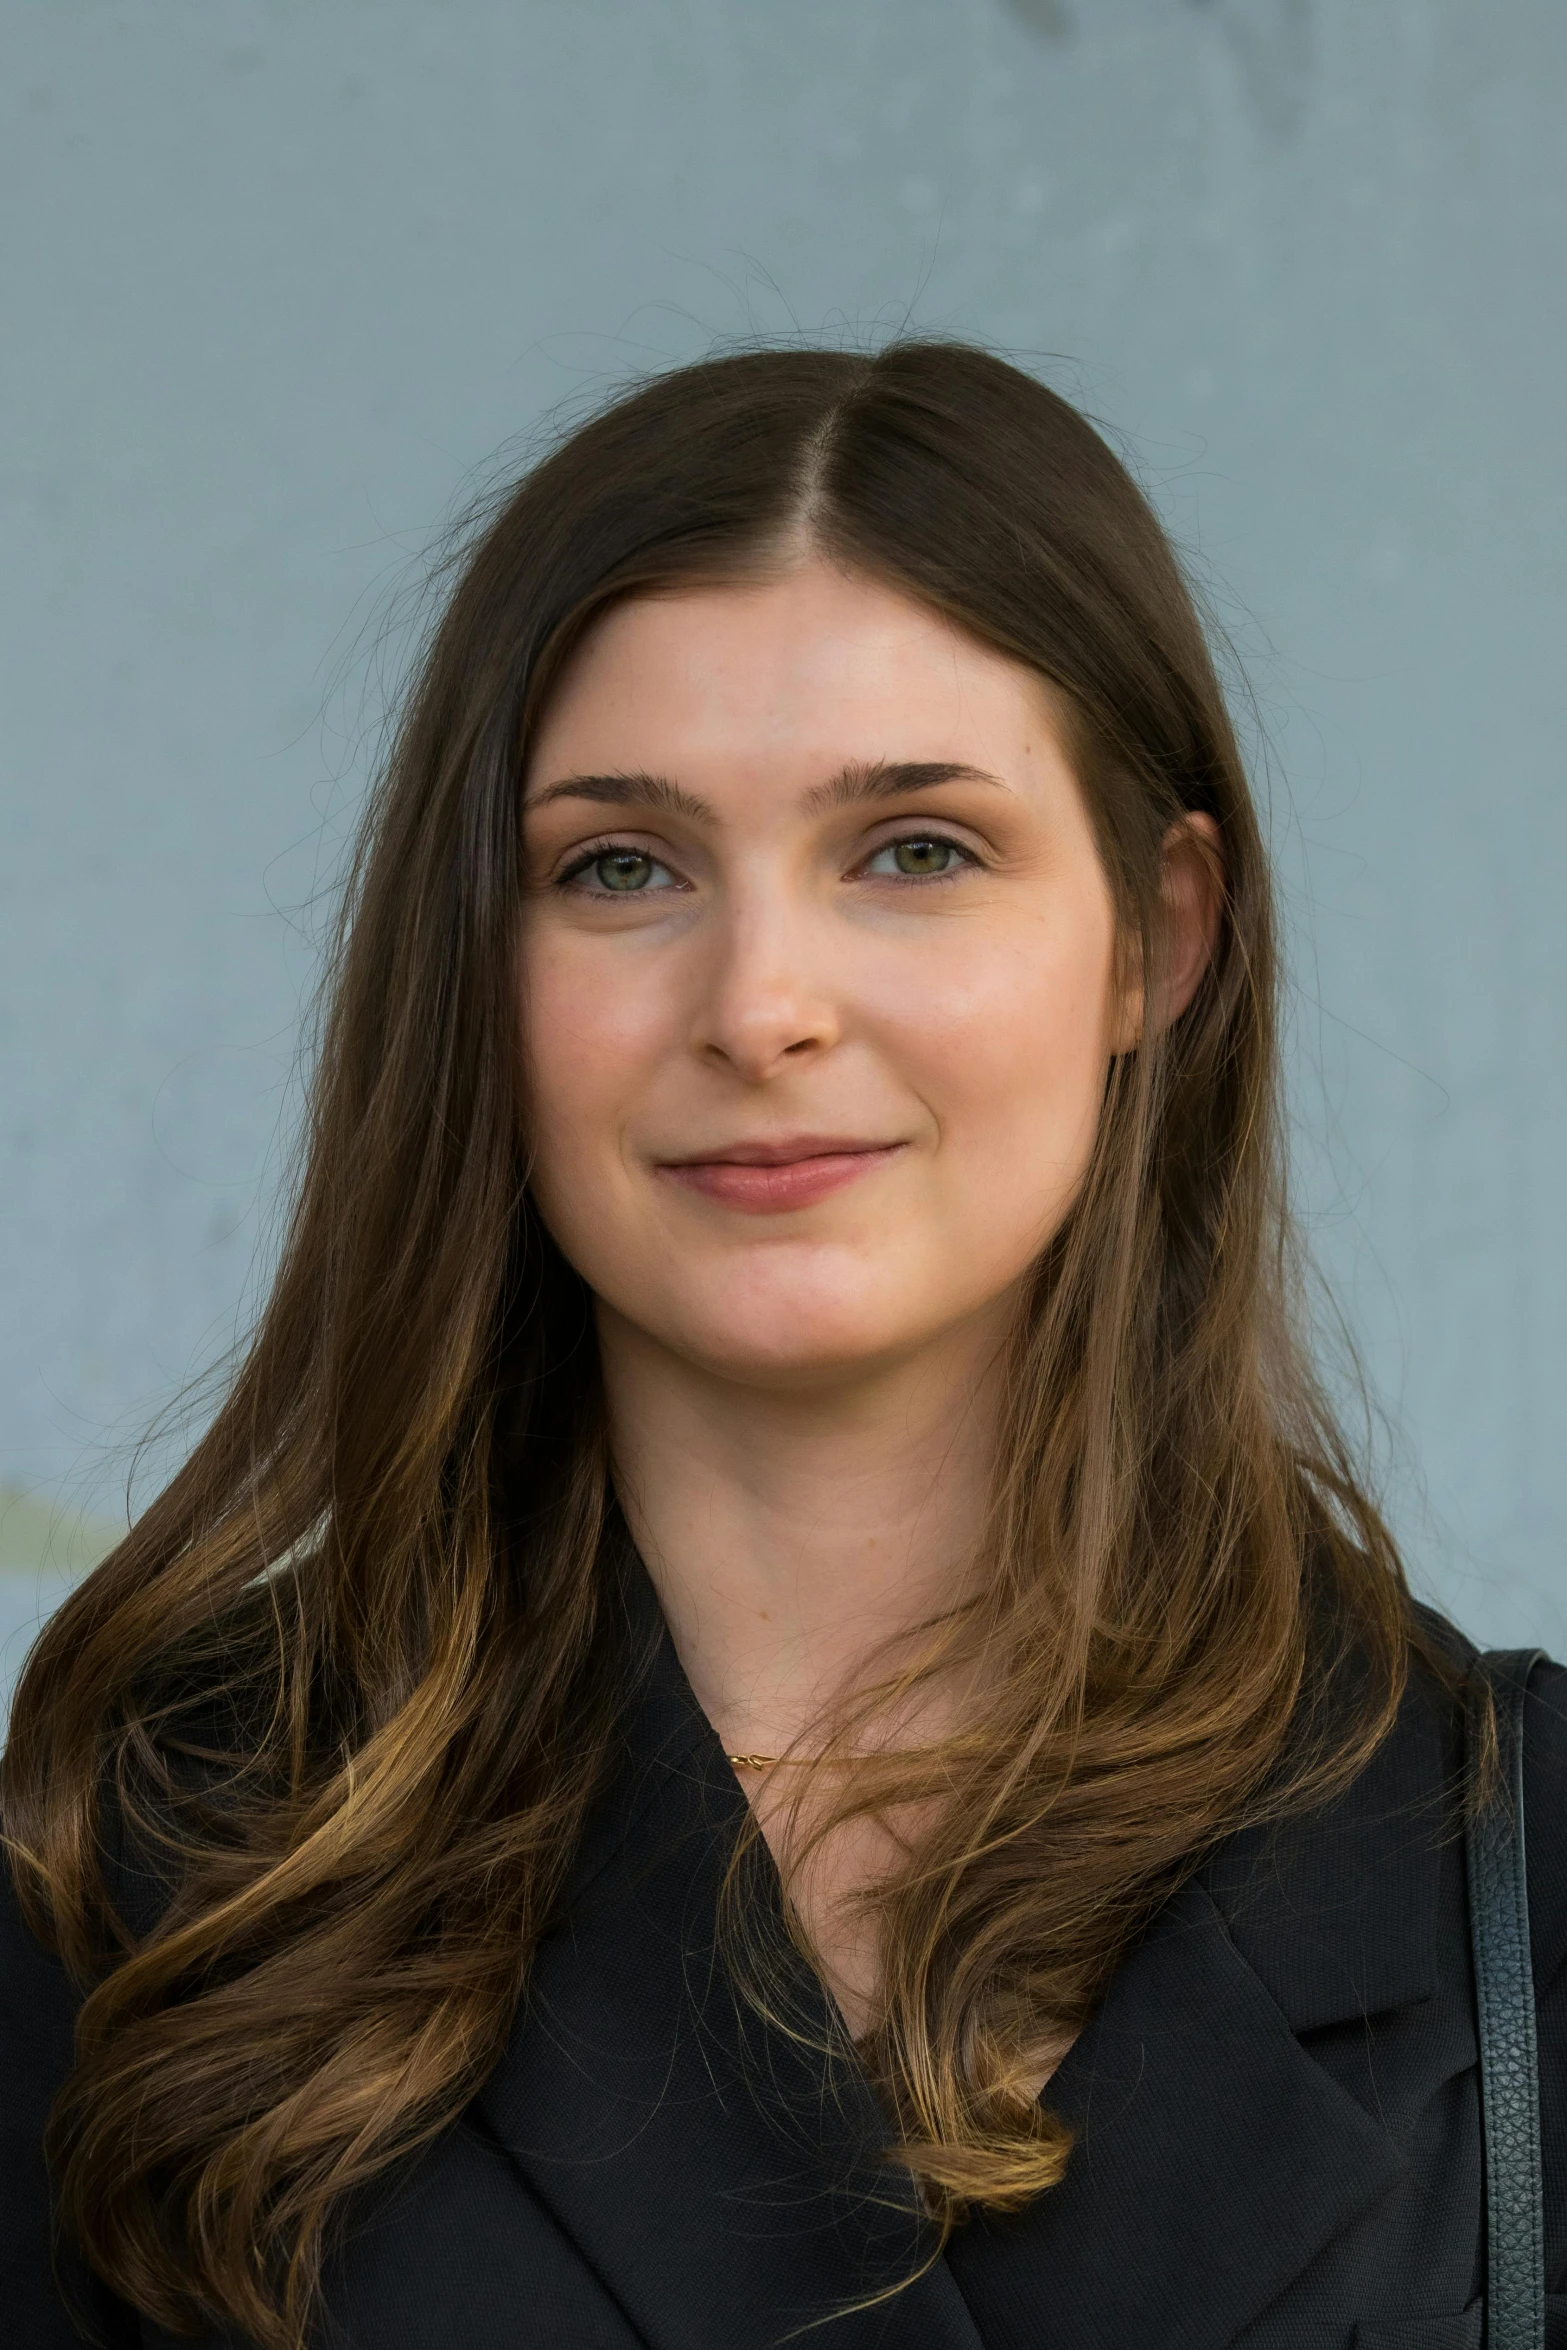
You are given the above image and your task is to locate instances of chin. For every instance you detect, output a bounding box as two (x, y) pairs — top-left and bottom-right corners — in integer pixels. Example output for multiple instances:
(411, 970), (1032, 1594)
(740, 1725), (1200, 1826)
(649, 1281), (952, 1393)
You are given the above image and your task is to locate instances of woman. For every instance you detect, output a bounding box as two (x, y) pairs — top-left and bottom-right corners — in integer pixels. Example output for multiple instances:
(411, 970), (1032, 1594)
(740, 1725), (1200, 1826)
(2, 342), (1563, 2350)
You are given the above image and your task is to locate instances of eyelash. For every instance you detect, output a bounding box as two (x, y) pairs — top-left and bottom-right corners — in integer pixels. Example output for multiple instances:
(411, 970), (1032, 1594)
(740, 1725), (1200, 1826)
(556, 839), (685, 895)
(555, 830), (982, 894)
(859, 832), (980, 883)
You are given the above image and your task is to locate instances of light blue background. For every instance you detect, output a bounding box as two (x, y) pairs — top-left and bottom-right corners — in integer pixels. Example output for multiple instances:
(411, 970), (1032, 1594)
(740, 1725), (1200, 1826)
(3, 0), (1564, 1712)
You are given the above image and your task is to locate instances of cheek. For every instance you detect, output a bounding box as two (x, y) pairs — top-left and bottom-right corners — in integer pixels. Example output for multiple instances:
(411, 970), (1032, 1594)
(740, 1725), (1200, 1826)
(869, 909), (1118, 1178)
(517, 936), (662, 1190)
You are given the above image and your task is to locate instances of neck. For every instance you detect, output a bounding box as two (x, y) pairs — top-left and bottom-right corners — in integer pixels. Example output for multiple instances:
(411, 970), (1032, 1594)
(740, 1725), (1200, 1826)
(597, 1303), (1010, 1756)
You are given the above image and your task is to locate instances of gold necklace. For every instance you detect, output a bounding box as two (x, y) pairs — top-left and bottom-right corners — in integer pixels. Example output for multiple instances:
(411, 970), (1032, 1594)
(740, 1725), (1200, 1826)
(724, 1749), (911, 1770)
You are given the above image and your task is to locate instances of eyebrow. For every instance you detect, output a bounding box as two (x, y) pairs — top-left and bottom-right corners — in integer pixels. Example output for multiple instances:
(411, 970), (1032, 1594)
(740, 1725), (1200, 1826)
(800, 758), (1008, 814)
(524, 759), (1007, 823)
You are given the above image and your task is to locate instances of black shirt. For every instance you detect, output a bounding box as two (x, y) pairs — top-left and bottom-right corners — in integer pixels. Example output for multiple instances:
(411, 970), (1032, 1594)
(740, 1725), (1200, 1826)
(4, 1600), (1567, 2349)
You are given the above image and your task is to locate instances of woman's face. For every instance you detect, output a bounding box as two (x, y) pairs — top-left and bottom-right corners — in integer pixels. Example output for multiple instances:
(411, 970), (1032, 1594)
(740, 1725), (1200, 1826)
(518, 560), (1138, 1391)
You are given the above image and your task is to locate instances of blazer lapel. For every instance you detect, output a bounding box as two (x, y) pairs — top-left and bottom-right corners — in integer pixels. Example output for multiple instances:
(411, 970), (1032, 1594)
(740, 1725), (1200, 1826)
(945, 1880), (1410, 2350)
(475, 1601), (982, 2350)
(946, 1665), (1459, 2350)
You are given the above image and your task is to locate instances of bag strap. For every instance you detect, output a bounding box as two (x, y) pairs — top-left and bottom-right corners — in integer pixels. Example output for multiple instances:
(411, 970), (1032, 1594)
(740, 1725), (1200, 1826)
(1464, 1646), (1547, 2350)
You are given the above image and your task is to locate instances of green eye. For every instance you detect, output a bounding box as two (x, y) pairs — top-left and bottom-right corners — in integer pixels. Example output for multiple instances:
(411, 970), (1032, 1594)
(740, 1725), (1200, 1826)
(867, 836), (965, 878)
(894, 838), (953, 875)
(591, 850), (656, 891)
(560, 843), (682, 896)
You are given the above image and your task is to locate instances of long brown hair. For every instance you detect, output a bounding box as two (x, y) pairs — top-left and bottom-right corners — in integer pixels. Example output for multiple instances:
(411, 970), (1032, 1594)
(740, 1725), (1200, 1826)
(4, 341), (1418, 2346)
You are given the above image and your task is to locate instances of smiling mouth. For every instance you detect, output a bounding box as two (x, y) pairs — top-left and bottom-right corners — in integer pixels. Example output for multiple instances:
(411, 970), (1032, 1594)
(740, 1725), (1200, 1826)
(656, 1138), (907, 1214)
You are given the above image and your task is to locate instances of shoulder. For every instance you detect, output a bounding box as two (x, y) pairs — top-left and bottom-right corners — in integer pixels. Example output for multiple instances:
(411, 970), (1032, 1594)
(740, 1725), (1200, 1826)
(1399, 1606), (1567, 1991)
(0, 1689), (241, 2123)
(1521, 1655), (1567, 1991)
(0, 1832), (81, 2130)
(1509, 1650), (1567, 2296)
(0, 1742), (229, 2342)
(0, 1841), (141, 2340)
(1205, 1611), (1567, 2026)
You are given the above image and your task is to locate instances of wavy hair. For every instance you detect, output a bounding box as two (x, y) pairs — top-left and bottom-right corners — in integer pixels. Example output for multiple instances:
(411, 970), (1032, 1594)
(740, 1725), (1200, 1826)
(3, 342), (1418, 2346)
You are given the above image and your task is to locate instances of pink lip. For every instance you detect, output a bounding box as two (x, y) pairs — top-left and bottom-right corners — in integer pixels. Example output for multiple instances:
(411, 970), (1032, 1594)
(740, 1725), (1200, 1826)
(658, 1136), (907, 1214)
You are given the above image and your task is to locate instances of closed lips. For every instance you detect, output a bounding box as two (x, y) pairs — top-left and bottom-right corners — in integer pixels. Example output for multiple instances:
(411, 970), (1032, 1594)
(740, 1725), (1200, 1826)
(657, 1139), (906, 1213)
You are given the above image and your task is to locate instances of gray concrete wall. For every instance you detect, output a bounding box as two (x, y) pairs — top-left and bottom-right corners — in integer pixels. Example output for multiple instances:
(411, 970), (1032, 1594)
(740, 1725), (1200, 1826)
(3, 0), (1564, 1714)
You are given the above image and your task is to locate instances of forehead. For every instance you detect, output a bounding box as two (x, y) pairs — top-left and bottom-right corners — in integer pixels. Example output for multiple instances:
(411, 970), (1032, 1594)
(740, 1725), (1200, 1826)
(525, 561), (1062, 791)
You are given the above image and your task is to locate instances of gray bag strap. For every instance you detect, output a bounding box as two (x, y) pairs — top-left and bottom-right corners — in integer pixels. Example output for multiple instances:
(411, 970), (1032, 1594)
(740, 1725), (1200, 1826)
(1464, 1647), (1547, 2350)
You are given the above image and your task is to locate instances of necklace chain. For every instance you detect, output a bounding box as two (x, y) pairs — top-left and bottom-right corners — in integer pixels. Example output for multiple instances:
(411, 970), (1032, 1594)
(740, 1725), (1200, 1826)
(724, 1748), (916, 1770)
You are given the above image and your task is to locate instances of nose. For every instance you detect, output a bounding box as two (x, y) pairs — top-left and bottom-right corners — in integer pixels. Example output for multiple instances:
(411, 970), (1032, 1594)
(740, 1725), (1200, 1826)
(687, 890), (843, 1082)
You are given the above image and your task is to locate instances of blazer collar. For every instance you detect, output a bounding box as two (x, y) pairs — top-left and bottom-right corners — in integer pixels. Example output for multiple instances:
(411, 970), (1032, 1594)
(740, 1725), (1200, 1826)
(953, 1655), (1462, 2350)
(945, 1876), (1413, 2350)
(1202, 1637), (1457, 2030)
(477, 1579), (1455, 2350)
(476, 1577), (982, 2350)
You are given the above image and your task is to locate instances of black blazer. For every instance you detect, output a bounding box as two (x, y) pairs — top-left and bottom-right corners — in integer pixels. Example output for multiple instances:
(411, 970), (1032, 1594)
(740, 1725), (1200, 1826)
(5, 1600), (1567, 2350)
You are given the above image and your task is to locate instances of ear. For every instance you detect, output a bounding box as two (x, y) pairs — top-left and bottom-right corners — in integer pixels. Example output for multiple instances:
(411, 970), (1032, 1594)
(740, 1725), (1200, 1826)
(1109, 812), (1225, 1052)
